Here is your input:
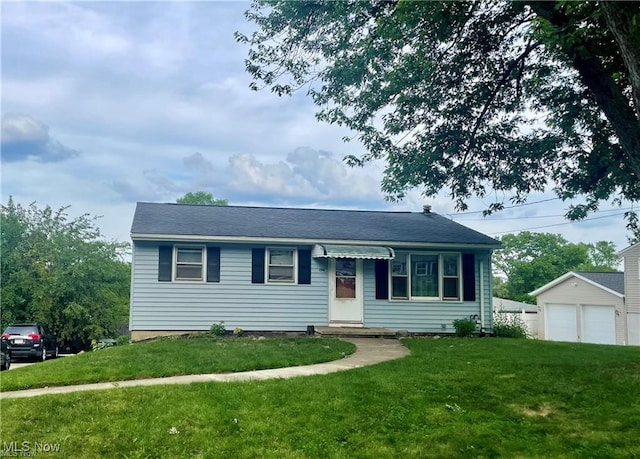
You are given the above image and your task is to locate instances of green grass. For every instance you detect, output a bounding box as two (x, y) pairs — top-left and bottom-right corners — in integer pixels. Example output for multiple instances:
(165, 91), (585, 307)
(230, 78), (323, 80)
(2, 338), (640, 458)
(0, 336), (355, 391)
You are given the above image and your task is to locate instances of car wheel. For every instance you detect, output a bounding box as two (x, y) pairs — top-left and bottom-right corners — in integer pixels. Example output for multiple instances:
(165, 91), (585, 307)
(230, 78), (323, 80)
(41, 347), (47, 362)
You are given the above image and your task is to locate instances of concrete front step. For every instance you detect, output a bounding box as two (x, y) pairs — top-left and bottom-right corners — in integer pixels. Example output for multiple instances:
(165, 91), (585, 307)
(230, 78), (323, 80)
(314, 326), (397, 339)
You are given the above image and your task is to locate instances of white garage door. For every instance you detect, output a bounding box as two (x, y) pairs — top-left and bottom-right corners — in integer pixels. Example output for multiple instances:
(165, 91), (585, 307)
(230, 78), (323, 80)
(581, 305), (615, 345)
(546, 304), (578, 342)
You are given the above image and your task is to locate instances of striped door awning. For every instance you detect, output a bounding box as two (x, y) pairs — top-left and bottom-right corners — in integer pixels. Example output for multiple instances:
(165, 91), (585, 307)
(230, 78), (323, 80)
(312, 244), (395, 260)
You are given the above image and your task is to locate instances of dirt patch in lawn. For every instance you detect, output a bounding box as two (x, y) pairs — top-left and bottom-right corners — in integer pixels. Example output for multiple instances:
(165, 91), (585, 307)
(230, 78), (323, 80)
(515, 403), (554, 417)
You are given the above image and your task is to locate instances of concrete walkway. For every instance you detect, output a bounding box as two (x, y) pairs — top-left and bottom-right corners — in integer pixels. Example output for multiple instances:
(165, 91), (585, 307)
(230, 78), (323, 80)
(0, 338), (409, 400)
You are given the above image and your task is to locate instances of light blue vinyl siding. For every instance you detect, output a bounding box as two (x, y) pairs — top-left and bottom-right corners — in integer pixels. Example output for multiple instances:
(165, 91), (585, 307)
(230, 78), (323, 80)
(131, 241), (494, 334)
(130, 242), (328, 331)
(362, 252), (494, 333)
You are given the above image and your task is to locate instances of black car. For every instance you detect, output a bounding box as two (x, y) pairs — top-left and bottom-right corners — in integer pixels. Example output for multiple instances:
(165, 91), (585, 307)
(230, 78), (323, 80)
(1, 323), (58, 361)
(0, 340), (10, 370)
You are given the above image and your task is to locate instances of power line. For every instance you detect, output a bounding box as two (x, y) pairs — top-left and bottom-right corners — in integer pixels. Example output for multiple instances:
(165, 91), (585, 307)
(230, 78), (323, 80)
(449, 197), (560, 216)
(456, 206), (634, 221)
(488, 211), (628, 236)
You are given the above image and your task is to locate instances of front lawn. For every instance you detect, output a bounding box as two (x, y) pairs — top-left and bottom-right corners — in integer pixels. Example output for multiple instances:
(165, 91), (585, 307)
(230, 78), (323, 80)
(0, 335), (355, 391)
(2, 338), (640, 458)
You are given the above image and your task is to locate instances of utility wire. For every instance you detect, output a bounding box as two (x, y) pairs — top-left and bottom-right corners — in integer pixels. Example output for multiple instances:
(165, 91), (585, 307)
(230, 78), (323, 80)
(449, 197), (560, 216)
(455, 206), (634, 221)
(488, 211), (628, 236)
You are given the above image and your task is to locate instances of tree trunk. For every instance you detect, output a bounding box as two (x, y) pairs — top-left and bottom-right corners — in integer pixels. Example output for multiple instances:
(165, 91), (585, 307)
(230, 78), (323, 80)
(601, 2), (640, 121)
(526, 1), (640, 178)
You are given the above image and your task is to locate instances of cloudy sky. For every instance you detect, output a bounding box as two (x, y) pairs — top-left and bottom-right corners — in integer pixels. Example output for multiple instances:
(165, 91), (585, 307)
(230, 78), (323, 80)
(1, 1), (634, 253)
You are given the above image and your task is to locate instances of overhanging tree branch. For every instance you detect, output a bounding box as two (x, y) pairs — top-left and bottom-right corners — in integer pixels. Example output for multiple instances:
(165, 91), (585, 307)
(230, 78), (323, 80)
(526, 1), (640, 178)
(458, 38), (541, 171)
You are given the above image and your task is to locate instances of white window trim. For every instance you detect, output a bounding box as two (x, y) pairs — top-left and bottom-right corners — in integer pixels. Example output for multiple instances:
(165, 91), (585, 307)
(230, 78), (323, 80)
(265, 247), (298, 284)
(441, 253), (462, 301)
(173, 245), (206, 282)
(390, 254), (410, 299)
(389, 252), (462, 302)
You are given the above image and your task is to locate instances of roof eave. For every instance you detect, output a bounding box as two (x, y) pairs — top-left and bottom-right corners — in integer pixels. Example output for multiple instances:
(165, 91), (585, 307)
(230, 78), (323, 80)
(130, 232), (501, 249)
(618, 242), (639, 256)
(530, 271), (624, 298)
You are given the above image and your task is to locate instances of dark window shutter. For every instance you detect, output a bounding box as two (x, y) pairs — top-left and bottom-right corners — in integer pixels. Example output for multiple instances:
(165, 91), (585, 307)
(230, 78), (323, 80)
(252, 248), (265, 283)
(375, 259), (389, 300)
(462, 253), (476, 301)
(298, 249), (311, 284)
(158, 245), (172, 282)
(207, 247), (220, 283)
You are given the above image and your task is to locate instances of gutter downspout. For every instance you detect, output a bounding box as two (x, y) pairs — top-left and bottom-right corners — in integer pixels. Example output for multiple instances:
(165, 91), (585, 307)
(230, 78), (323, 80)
(128, 241), (136, 337)
(479, 259), (485, 333)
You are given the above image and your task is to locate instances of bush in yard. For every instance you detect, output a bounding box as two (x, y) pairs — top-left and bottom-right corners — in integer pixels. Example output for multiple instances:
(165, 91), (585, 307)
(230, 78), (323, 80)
(493, 312), (529, 339)
(209, 321), (226, 336)
(116, 335), (131, 346)
(91, 339), (116, 351)
(452, 318), (477, 337)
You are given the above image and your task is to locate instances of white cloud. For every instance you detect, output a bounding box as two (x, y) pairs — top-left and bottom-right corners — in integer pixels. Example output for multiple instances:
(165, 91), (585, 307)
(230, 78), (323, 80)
(1, 114), (49, 144)
(286, 147), (382, 199)
(4, 2), (131, 58)
(1, 114), (78, 163)
(211, 147), (381, 204)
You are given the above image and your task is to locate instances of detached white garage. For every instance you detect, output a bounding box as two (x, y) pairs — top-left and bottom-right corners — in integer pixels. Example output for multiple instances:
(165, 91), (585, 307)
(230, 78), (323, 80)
(531, 272), (625, 345)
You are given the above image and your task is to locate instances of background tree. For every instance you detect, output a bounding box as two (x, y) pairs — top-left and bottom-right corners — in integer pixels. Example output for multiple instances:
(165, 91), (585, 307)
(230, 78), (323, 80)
(587, 240), (620, 269)
(1, 198), (130, 351)
(493, 232), (618, 303)
(176, 191), (228, 206)
(237, 1), (640, 235)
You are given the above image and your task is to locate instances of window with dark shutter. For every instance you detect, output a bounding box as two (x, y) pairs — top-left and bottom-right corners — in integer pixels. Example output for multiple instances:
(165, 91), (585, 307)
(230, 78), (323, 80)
(158, 245), (173, 282)
(375, 259), (389, 300)
(462, 253), (476, 301)
(298, 249), (311, 284)
(207, 247), (220, 283)
(252, 248), (265, 283)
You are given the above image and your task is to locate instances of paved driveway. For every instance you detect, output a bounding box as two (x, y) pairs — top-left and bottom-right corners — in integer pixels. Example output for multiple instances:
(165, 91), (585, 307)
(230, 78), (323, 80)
(9, 361), (37, 370)
(7, 353), (72, 371)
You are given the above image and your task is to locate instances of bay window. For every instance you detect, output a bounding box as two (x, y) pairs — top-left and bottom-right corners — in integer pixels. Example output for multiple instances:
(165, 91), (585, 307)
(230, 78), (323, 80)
(390, 253), (461, 301)
(411, 254), (439, 298)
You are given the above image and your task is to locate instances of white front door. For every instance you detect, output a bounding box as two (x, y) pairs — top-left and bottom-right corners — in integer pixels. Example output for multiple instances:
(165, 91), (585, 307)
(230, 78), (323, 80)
(329, 258), (363, 326)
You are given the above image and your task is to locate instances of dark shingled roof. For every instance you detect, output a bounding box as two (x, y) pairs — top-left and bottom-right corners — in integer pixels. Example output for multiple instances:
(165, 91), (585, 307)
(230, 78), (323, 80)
(575, 271), (625, 295)
(131, 202), (500, 246)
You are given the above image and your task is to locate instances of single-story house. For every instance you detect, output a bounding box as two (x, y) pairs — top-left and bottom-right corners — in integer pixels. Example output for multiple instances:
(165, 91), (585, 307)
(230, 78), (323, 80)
(531, 271), (625, 345)
(129, 203), (500, 340)
(492, 297), (538, 338)
(620, 242), (640, 345)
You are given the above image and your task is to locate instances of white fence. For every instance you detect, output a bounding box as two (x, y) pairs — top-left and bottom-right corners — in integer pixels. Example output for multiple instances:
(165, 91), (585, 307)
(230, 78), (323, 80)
(493, 297), (539, 338)
(493, 309), (539, 338)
